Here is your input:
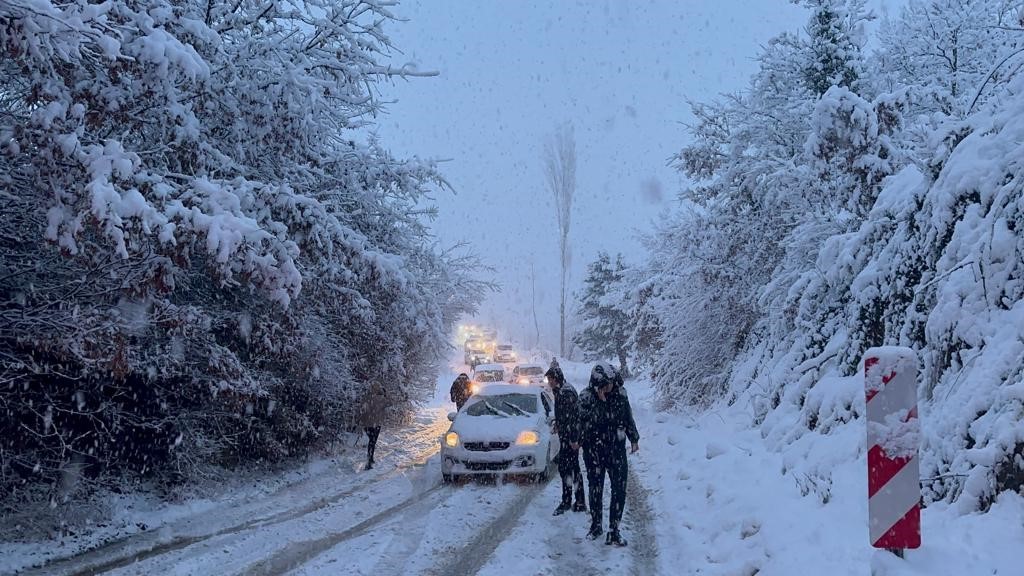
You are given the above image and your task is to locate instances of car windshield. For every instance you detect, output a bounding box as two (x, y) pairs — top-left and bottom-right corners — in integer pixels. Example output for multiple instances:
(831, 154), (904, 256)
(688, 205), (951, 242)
(498, 345), (513, 351)
(520, 366), (543, 376)
(476, 370), (503, 382)
(464, 393), (538, 417)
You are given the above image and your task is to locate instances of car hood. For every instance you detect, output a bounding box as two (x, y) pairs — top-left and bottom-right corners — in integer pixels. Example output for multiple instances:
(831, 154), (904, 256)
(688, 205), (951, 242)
(452, 414), (543, 443)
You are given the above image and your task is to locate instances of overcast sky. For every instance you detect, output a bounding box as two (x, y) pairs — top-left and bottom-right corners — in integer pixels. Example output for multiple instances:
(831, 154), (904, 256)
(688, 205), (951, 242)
(373, 1), (814, 352)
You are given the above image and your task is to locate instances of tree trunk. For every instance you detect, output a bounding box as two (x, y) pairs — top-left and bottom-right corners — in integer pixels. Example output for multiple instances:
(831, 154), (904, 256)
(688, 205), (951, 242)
(559, 234), (568, 356)
(530, 262), (541, 349)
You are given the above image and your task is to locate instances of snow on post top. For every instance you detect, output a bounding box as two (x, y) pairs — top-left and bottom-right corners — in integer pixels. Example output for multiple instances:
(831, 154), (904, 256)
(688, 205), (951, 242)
(863, 346), (918, 396)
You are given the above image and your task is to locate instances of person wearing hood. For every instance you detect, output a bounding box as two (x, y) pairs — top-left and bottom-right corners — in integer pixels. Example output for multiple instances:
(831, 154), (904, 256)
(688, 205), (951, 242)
(546, 366), (586, 515)
(576, 363), (640, 546)
(450, 373), (472, 411)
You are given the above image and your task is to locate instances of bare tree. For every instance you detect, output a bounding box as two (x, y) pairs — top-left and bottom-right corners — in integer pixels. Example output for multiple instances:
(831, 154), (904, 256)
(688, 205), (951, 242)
(543, 124), (576, 357)
(530, 261), (541, 349)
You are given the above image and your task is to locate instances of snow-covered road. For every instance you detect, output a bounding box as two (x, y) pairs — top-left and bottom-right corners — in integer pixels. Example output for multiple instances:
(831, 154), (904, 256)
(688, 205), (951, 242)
(11, 361), (1022, 576)
(19, 403), (451, 576)
(17, 364), (658, 576)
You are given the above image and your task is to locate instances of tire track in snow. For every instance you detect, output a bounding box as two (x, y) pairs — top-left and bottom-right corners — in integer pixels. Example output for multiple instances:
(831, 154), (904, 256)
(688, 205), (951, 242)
(540, 466), (659, 576)
(32, 408), (449, 576)
(242, 484), (450, 576)
(425, 480), (547, 576)
(58, 468), (429, 576)
(625, 467), (660, 576)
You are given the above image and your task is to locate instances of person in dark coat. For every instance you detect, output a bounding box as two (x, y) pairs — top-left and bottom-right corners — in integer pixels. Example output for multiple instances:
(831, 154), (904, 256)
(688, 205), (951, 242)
(450, 373), (471, 411)
(358, 381), (388, 470)
(546, 366), (586, 515)
(576, 364), (640, 546)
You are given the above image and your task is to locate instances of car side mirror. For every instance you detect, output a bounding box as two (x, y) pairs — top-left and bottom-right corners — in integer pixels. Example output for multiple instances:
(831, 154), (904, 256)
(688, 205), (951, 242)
(447, 411), (457, 422)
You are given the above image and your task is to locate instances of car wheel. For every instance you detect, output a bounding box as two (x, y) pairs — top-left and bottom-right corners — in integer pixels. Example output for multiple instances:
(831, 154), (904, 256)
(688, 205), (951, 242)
(442, 473), (453, 484)
(536, 445), (552, 481)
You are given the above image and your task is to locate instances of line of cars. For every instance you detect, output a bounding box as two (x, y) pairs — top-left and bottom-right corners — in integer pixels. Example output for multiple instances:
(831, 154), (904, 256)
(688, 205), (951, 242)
(461, 326), (521, 369)
(441, 361), (559, 482)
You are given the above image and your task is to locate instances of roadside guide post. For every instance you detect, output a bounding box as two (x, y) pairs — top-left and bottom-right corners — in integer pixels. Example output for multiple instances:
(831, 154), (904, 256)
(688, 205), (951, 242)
(864, 346), (921, 558)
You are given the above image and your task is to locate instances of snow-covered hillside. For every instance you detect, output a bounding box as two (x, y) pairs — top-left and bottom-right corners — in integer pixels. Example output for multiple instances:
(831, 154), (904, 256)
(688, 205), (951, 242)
(617, 0), (1024, 518)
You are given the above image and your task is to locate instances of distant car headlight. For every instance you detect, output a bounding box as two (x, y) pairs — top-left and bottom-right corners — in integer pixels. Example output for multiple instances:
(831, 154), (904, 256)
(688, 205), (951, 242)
(543, 376), (549, 385)
(517, 377), (530, 385)
(516, 430), (540, 446)
(470, 383), (480, 394)
(445, 431), (459, 448)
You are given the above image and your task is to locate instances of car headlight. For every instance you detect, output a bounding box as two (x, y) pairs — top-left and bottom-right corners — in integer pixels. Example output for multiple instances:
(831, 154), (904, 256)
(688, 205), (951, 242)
(516, 430), (540, 445)
(543, 376), (549, 385)
(470, 383), (480, 394)
(517, 378), (530, 385)
(445, 431), (459, 448)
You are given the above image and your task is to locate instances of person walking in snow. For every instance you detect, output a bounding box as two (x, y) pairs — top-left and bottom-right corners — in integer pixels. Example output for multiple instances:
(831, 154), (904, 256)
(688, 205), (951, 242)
(547, 366), (587, 516)
(576, 364), (640, 546)
(358, 381), (388, 470)
(450, 373), (471, 411)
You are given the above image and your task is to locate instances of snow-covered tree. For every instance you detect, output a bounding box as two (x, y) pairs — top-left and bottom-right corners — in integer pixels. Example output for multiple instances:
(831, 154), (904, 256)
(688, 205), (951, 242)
(801, 0), (870, 96)
(0, 0), (485, 526)
(874, 0), (1021, 118)
(572, 252), (630, 376)
(636, 0), (1024, 510)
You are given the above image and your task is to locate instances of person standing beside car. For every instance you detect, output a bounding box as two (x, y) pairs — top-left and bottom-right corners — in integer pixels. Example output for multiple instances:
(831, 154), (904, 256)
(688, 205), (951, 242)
(450, 373), (471, 411)
(576, 364), (639, 546)
(358, 381), (388, 470)
(546, 366), (587, 516)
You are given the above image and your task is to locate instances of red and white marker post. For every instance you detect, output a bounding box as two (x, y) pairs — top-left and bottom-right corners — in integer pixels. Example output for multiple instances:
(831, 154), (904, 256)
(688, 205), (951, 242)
(864, 346), (921, 557)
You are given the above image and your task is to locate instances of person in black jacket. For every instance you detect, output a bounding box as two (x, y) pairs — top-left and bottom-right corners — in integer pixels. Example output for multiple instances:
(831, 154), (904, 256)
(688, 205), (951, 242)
(576, 363), (639, 546)
(450, 373), (471, 410)
(546, 366), (586, 515)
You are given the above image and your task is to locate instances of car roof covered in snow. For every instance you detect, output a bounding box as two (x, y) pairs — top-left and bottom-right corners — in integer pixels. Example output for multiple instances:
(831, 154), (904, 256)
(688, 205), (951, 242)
(473, 383), (544, 397)
(474, 363), (504, 372)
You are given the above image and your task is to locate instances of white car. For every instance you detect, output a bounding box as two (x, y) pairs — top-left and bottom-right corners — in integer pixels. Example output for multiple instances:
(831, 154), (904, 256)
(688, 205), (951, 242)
(493, 344), (517, 363)
(468, 363), (505, 395)
(441, 384), (558, 482)
(510, 363), (545, 386)
(467, 347), (491, 368)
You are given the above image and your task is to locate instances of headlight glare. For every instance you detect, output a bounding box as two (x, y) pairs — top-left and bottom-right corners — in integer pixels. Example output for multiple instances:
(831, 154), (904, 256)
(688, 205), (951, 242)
(445, 431), (459, 448)
(516, 430), (540, 446)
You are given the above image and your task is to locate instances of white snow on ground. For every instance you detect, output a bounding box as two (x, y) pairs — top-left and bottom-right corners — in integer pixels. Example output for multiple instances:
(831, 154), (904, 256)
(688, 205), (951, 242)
(5, 358), (1020, 575)
(629, 375), (1024, 576)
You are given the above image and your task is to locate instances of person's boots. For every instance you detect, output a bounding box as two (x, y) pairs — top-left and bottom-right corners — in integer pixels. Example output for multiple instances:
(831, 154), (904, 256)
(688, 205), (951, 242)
(572, 500), (587, 513)
(605, 530), (627, 547)
(552, 503), (571, 516)
(586, 523), (603, 540)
